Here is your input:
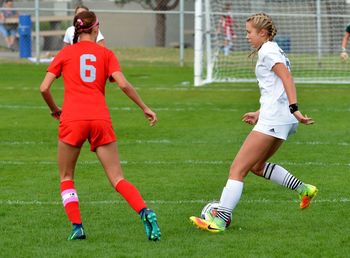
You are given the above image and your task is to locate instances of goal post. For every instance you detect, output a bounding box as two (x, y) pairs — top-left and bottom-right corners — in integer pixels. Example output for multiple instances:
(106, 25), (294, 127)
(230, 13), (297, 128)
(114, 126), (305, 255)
(194, 0), (350, 86)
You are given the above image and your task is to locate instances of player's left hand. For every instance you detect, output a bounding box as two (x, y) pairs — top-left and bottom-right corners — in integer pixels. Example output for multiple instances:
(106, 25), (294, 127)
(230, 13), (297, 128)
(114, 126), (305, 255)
(293, 111), (314, 125)
(143, 107), (157, 126)
(51, 109), (61, 120)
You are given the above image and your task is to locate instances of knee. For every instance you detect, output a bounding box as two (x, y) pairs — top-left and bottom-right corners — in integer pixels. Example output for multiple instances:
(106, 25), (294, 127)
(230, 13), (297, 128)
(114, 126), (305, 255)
(250, 163), (265, 177)
(228, 164), (248, 181)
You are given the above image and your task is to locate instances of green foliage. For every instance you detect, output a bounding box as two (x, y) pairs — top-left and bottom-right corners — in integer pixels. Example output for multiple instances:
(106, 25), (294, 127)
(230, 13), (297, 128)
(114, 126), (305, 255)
(114, 0), (129, 5)
(0, 55), (349, 257)
(114, 0), (179, 10)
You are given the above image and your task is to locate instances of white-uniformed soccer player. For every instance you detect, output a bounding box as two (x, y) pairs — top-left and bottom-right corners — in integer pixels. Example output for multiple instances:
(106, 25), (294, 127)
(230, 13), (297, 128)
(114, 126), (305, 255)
(63, 5), (105, 47)
(190, 12), (318, 233)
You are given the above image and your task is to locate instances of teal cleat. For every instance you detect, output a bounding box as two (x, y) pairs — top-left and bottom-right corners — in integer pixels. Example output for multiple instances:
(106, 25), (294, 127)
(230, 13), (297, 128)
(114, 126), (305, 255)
(67, 224), (86, 241)
(140, 208), (161, 241)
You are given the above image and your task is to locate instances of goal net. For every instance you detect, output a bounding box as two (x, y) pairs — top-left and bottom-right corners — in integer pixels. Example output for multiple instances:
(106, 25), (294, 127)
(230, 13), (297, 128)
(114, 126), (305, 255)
(194, 0), (350, 86)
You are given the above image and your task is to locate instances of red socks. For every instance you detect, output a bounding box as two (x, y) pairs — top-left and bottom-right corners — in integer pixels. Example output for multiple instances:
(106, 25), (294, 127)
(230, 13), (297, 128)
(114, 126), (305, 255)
(60, 179), (145, 224)
(115, 179), (146, 213)
(60, 180), (82, 225)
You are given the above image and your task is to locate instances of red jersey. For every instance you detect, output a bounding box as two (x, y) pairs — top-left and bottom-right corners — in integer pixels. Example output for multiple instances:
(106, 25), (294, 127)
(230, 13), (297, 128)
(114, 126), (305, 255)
(220, 15), (235, 37)
(47, 41), (121, 122)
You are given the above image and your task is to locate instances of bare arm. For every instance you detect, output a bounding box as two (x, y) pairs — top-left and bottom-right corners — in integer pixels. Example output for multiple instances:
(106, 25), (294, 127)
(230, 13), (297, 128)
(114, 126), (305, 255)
(341, 32), (350, 61)
(111, 71), (157, 126)
(272, 63), (314, 125)
(39, 72), (61, 120)
(341, 32), (350, 50)
(272, 63), (297, 104)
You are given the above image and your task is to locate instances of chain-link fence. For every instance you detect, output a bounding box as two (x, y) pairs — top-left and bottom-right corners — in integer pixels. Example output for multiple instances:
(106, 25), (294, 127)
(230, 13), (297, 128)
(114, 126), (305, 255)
(0, 0), (195, 64)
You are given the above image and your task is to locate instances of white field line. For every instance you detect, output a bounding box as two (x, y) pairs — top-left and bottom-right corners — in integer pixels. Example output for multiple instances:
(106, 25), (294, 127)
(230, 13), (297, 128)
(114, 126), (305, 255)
(1, 159), (349, 167)
(151, 87), (256, 92)
(293, 141), (349, 146)
(0, 86), (252, 92)
(1, 198), (349, 206)
(0, 104), (239, 112)
(126, 140), (350, 146)
(0, 141), (46, 145)
(1, 104), (350, 113)
(150, 86), (350, 92)
(1, 139), (349, 146)
(0, 87), (254, 92)
(0, 104), (47, 109)
(2, 85), (350, 92)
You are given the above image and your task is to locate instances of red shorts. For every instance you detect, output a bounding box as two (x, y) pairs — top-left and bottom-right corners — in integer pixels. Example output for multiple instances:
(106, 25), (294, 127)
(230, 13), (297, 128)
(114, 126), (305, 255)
(58, 120), (116, 152)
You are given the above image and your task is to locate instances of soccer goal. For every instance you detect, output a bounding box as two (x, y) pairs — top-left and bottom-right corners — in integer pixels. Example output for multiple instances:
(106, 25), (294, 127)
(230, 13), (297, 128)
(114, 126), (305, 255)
(194, 0), (350, 86)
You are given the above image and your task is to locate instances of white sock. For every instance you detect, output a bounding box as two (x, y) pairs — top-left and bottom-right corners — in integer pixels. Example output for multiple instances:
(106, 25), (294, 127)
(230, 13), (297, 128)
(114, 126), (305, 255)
(218, 179), (243, 213)
(263, 163), (303, 190)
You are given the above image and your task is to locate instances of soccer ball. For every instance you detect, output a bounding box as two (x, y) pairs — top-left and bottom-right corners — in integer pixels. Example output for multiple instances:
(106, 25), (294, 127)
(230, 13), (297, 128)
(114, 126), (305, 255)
(201, 201), (231, 228)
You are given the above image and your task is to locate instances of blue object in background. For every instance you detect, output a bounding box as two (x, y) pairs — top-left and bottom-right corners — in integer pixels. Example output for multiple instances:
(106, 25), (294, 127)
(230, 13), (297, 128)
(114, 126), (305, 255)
(275, 35), (291, 53)
(18, 15), (32, 58)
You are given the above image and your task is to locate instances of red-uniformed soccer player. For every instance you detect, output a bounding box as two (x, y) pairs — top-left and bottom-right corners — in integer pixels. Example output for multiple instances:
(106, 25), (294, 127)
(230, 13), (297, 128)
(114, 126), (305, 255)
(40, 11), (160, 241)
(217, 3), (236, 56)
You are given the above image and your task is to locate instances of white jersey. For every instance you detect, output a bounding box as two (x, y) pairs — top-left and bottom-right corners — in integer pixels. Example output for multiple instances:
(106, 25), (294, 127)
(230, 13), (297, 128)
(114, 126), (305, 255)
(63, 26), (104, 45)
(256, 41), (298, 125)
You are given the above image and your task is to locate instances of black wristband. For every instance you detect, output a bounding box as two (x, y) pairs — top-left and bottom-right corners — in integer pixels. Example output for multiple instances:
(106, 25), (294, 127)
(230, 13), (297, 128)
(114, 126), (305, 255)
(289, 103), (298, 114)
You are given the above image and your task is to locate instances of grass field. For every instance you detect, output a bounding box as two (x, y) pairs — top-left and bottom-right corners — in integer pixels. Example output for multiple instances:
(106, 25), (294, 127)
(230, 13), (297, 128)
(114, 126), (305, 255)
(1, 49), (350, 257)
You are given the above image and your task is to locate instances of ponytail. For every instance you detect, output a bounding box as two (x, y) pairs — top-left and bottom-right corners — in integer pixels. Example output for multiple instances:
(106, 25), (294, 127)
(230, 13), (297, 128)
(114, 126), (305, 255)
(72, 11), (98, 44)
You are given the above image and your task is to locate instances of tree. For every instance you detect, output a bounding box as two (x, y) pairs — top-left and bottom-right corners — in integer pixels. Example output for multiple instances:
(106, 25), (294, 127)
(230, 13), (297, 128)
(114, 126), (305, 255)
(114, 0), (180, 47)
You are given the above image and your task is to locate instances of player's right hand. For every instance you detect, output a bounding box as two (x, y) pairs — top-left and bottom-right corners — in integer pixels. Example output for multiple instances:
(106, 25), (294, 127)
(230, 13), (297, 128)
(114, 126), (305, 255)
(340, 51), (348, 61)
(143, 107), (157, 126)
(242, 111), (259, 125)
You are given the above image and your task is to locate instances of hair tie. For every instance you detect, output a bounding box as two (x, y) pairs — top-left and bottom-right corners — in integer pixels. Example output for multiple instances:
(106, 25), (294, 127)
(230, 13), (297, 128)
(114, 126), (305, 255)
(77, 18), (84, 26)
(81, 17), (99, 31)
